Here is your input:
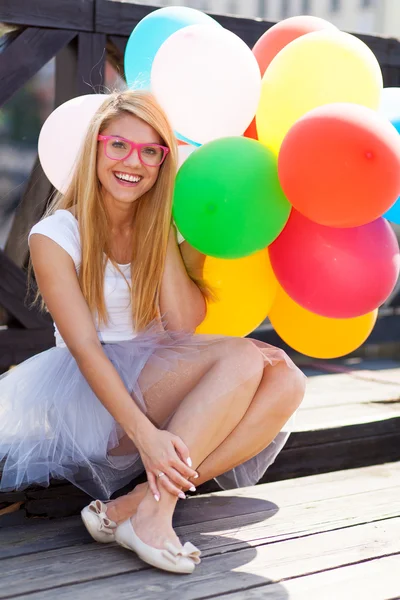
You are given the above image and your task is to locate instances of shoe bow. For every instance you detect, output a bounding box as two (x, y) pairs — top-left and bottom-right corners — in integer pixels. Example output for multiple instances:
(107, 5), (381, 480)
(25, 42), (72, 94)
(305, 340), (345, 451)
(88, 500), (117, 534)
(162, 541), (201, 565)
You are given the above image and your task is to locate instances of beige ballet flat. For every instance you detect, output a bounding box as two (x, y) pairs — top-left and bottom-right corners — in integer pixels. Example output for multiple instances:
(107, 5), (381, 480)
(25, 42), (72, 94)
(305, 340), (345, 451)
(115, 518), (201, 574)
(81, 500), (117, 543)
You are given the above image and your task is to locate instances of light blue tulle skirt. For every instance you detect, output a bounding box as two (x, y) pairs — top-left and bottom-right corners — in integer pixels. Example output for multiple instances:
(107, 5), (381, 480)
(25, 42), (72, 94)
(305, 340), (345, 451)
(0, 329), (298, 500)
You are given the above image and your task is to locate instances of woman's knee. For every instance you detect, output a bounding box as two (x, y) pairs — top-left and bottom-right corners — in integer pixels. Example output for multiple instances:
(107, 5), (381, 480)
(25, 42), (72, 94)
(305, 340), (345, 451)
(218, 337), (265, 380)
(276, 363), (306, 416)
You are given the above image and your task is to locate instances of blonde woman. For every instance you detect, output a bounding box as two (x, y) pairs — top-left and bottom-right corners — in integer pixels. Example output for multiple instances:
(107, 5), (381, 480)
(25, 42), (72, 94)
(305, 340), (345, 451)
(0, 91), (305, 574)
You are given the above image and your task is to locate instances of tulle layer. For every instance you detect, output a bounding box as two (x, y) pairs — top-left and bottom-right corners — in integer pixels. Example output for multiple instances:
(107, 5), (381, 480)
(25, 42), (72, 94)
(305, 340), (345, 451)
(0, 329), (298, 499)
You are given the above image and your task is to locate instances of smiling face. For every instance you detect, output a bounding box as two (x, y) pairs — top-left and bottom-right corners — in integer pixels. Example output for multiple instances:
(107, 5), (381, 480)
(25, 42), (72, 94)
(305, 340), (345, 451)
(97, 112), (164, 207)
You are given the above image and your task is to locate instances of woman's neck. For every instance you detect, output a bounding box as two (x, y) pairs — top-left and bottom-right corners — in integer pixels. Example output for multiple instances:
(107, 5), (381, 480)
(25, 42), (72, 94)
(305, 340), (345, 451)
(103, 194), (138, 233)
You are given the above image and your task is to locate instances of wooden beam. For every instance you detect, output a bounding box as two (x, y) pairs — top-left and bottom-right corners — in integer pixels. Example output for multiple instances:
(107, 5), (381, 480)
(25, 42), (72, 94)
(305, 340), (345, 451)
(0, 27), (77, 107)
(95, 0), (400, 68)
(0, 250), (52, 330)
(107, 36), (126, 79)
(96, 1), (275, 43)
(77, 32), (107, 95)
(4, 158), (54, 269)
(0, 0), (94, 32)
(0, 328), (55, 373)
(5, 32), (106, 267)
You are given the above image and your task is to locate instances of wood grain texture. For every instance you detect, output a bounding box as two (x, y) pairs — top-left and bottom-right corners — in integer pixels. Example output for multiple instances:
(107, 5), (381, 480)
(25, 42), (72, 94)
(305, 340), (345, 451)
(4, 517), (399, 599)
(0, 28), (76, 107)
(0, 0), (93, 31)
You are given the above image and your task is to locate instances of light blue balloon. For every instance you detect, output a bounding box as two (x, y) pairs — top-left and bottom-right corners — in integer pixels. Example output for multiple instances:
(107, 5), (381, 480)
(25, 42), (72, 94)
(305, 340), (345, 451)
(384, 118), (400, 225)
(176, 132), (201, 147)
(124, 7), (221, 91)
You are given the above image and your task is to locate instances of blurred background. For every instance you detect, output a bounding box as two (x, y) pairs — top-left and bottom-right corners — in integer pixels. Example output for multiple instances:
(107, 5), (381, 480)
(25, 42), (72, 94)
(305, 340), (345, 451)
(0, 0), (399, 249)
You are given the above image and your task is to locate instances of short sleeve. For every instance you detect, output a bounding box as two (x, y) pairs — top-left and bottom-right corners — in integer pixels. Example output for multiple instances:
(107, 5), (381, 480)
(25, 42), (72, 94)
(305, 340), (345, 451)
(28, 210), (81, 268)
(175, 224), (185, 245)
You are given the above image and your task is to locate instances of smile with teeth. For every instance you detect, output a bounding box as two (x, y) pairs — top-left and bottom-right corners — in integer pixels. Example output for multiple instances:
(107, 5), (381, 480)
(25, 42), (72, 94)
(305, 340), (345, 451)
(114, 172), (143, 183)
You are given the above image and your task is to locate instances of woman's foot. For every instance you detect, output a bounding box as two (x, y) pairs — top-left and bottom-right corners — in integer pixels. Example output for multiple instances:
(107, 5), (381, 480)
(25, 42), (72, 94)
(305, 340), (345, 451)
(130, 490), (182, 550)
(106, 482), (148, 524)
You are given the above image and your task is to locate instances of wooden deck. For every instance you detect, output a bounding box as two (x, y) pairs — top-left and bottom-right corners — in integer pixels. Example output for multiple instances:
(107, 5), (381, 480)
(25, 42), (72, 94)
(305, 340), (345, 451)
(0, 359), (399, 598)
(0, 462), (399, 599)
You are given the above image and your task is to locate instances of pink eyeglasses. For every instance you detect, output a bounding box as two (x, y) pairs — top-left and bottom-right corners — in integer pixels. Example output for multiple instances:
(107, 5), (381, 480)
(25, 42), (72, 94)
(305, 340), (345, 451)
(97, 135), (170, 167)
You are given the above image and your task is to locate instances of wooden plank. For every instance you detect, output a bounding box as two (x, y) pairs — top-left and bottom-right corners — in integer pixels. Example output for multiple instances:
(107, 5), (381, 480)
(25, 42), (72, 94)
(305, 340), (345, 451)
(0, 250), (52, 329)
(76, 33), (107, 95)
(4, 158), (54, 268)
(0, 27), (77, 107)
(95, 0), (400, 74)
(95, 1), (277, 43)
(1, 464), (399, 559)
(5, 517), (399, 599)
(222, 554), (400, 600)
(0, 0), (94, 32)
(265, 430), (400, 481)
(0, 328), (55, 372)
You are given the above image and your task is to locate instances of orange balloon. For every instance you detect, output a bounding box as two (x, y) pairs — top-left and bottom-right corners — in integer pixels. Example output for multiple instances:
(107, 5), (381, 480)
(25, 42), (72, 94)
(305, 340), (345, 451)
(278, 103), (400, 227)
(252, 15), (336, 76)
(244, 118), (258, 140)
(269, 284), (378, 359)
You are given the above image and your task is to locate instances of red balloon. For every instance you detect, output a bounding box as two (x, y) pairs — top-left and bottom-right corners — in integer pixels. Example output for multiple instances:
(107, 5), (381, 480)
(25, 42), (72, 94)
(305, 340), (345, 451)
(253, 16), (336, 76)
(269, 210), (400, 318)
(244, 118), (258, 140)
(279, 104), (400, 228)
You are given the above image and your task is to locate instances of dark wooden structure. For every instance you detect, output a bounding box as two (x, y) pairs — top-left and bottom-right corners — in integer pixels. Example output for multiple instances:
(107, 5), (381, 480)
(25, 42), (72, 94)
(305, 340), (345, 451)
(1, 0), (400, 373)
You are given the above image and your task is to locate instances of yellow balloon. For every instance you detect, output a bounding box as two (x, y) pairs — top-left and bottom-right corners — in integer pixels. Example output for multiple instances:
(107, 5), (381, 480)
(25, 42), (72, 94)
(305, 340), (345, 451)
(256, 30), (383, 154)
(269, 285), (378, 359)
(196, 249), (277, 337)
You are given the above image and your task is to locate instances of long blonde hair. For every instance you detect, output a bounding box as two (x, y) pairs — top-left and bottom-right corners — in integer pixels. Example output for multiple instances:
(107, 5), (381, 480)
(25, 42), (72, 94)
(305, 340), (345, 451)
(41, 90), (178, 331)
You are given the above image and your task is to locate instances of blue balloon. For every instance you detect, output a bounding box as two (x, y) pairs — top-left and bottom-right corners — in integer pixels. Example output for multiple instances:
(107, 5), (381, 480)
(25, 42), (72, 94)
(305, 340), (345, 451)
(124, 7), (221, 91)
(384, 118), (400, 225)
(176, 132), (201, 147)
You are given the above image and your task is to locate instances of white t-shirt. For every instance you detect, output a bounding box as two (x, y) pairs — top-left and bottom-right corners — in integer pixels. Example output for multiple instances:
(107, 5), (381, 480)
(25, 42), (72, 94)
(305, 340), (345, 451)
(28, 209), (184, 348)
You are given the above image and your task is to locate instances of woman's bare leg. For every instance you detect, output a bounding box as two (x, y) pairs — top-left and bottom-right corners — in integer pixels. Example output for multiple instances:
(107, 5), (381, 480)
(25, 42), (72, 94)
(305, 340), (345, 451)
(106, 351), (305, 529)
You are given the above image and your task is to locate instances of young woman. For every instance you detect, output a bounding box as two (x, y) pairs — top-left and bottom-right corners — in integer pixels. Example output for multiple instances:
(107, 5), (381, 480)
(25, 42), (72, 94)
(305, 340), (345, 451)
(0, 91), (305, 574)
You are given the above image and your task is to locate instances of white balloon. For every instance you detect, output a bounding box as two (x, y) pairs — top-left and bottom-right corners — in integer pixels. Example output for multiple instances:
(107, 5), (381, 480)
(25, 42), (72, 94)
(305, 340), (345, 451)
(151, 25), (261, 144)
(38, 94), (108, 193)
(379, 87), (400, 121)
(177, 144), (197, 171)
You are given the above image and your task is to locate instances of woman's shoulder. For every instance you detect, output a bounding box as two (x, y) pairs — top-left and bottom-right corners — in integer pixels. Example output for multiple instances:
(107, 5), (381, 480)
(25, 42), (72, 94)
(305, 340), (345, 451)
(29, 209), (81, 265)
(30, 208), (78, 233)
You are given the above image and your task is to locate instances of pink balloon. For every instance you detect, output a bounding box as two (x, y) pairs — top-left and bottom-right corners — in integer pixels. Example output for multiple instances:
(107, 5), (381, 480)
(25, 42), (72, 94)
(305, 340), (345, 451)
(38, 94), (107, 193)
(269, 210), (400, 318)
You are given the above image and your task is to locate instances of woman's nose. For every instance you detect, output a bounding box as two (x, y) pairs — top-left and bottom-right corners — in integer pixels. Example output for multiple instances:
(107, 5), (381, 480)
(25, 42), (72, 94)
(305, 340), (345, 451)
(123, 148), (142, 168)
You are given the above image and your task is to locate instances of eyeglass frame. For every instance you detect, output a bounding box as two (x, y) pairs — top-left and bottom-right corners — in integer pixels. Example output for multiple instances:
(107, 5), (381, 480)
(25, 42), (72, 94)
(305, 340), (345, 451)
(97, 135), (170, 167)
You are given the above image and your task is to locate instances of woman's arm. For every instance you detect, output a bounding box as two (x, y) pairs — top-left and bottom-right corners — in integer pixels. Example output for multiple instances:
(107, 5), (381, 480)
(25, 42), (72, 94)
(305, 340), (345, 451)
(30, 234), (198, 498)
(29, 234), (151, 441)
(159, 226), (206, 332)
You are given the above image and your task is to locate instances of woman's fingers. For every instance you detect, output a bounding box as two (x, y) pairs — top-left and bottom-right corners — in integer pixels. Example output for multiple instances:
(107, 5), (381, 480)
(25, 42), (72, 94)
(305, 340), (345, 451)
(159, 473), (186, 499)
(171, 437), (198, 479)
(166, 467), (196, 492)
(147, 471), (160, 502)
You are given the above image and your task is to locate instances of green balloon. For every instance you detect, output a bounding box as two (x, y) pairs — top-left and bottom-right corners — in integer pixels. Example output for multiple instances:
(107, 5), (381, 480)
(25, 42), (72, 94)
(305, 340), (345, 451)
(173, 137), (291, 258)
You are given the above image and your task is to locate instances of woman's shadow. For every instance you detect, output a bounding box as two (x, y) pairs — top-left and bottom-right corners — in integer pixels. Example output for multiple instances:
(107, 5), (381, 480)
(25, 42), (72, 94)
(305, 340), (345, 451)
(168, 492), (289, 598)
(103, 490), (289, 599)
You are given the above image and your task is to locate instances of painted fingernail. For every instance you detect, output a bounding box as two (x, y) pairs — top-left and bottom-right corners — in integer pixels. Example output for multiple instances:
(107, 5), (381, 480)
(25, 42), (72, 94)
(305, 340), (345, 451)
(193, 473), (199, 479)
(190, 486), (196, 492)
(154, 494), (160, 502)
(186, 457), (193, 467)
(179, 492), (186, 500)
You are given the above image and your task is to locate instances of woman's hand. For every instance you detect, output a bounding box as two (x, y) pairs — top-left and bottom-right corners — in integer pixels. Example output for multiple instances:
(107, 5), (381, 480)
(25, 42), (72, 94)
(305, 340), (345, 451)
(134, 423), (199, 501)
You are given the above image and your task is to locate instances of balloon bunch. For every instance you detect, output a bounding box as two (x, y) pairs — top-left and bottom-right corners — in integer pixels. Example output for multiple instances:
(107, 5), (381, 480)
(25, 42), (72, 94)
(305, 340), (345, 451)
(38, 8), (400, 359)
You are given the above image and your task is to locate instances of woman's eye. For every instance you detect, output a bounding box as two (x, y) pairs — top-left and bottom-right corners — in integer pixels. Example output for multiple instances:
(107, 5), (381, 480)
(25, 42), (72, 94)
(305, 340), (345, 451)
(143, 146), (157, 155)
(112, 140), (127, 149)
